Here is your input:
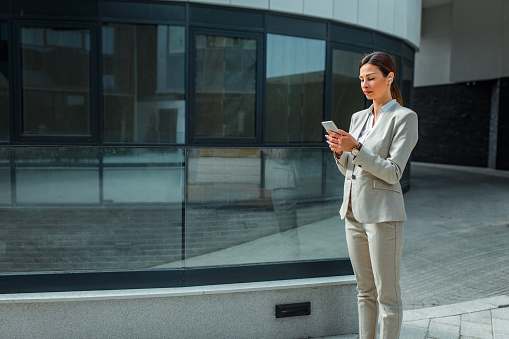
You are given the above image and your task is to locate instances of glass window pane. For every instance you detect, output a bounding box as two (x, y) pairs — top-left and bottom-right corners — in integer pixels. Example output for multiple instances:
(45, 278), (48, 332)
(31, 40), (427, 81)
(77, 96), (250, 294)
(1, 147), (183, 273)
(20, 27), (91, 135)
(15, 148), (99, 204)
(0, 22), (8, 141)
(0, 147), (10, 203)
(331, 49), (366, 129)
(103, 24), (185, 144)
(402, 62), (413, 108)
(194, 34), (257, 138)
(266, 34), (325, 143)
(184, 148), (347, 267)
(102, 148), (184, 204)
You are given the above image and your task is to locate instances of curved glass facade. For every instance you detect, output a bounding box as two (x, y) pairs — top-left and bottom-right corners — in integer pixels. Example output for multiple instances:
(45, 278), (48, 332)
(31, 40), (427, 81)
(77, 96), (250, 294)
(0, 1), (415, 293)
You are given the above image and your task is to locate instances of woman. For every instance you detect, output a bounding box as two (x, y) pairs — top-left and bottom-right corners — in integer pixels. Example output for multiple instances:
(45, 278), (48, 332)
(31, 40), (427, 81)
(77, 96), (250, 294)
(325, 51), (418, 338)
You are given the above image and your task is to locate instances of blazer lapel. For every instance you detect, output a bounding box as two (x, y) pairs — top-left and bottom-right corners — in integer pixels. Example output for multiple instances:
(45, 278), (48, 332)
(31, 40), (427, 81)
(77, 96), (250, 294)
(351, 108), (371, 140)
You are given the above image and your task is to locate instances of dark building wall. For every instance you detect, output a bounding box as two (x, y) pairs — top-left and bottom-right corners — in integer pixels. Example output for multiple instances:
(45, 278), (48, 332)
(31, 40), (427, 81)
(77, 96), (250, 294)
(412, 81), (493, 167)
(497, 79), (509, 170)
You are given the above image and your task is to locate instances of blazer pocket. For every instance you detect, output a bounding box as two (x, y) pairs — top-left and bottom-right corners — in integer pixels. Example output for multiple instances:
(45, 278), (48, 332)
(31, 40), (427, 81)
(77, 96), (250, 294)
(372, 178), (402, 194)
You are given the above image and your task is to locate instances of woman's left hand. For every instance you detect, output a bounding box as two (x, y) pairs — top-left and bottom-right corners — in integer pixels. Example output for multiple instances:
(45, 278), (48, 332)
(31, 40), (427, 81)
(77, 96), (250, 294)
(325, 130), (358, 154)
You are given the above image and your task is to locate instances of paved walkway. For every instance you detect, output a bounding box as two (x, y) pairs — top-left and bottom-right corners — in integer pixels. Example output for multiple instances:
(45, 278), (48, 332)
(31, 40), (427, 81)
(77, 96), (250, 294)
(320, 162), (509, 339)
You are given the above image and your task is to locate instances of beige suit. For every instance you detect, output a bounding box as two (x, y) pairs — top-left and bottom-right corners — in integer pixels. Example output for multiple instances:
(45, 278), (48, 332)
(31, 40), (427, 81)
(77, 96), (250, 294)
(336, 103), (418, 223)
(335, 102), (418, 339)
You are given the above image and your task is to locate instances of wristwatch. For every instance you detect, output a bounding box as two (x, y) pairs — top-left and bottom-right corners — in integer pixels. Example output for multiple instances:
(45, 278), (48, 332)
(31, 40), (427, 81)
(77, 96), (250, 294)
(350, 142), (362, 156)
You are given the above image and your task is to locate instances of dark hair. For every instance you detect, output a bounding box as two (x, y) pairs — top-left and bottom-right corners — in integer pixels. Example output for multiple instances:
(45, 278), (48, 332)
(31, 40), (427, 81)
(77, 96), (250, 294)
(359, 51), (403, 106)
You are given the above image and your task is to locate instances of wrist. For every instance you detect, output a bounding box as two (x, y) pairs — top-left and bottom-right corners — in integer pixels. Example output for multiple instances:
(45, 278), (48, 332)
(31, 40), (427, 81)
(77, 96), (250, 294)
(350, 142), (362, 156)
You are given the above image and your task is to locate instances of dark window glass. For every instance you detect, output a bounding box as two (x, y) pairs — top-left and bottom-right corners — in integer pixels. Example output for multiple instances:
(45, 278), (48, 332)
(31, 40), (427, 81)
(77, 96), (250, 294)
(331, 49), (365, 129)
(103, 24), (185, 143)
(402, 62), (413, 108)
(0, 22), (8, 141)
(266, 34), (325, 143)
(20, 26), (91, 135)
(194, 34), (257, 138)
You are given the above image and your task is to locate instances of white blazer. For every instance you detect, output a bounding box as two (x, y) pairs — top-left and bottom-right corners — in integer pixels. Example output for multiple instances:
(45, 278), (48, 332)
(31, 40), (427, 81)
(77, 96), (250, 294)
(336, 102), (418, 224)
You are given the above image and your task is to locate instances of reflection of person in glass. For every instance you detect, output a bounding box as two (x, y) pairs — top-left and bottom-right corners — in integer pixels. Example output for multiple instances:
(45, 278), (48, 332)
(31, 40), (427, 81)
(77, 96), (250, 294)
(264, 149), (301, 258)
(325, 52), (418, 339)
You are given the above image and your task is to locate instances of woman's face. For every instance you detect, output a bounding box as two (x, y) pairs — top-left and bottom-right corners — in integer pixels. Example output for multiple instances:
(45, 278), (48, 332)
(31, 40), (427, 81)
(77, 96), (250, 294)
(359, 63), (392, 102)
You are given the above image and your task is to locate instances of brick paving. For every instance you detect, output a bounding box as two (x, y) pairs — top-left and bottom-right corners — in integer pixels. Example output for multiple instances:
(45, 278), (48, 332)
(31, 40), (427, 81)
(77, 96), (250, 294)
(401, 162), (509, 310)
(323, 162), (509, 339)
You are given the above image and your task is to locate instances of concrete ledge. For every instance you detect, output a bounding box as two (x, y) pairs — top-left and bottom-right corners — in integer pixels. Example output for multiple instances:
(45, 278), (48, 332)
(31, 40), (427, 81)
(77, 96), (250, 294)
(0, 276), (358, 339)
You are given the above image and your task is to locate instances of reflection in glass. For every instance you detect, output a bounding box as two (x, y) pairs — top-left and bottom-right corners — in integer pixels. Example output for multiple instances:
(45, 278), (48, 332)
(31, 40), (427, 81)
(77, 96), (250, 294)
(184, 148), (348, 267)
(331, 49), (366, 129)
(0, 22), (8, 141)
(266, 34), (325, 143)
(21, 27), (91, 135)
(402, 62), (414, 108)
(0, 147), (10, 203)
(103, 24), (185, 143)
(194, 34), (257, 138)
(102, 148), (184, 203)
(15, 148), (99, 203)
(0, 147), (183, 273)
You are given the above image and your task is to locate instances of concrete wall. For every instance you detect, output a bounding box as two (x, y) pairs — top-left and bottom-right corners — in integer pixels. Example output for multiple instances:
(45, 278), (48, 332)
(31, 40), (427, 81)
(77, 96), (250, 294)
(163, 0), (422, 48)
(415, 0), (509, 87)
(0, 277), (358, 339)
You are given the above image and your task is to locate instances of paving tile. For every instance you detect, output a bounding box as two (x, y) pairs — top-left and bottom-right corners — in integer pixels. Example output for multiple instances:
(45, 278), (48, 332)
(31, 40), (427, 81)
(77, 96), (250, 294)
(492, 317), (509, 336)
(400, 323), (428, 339)
(462, 310), (492, 324)
(403, 309), (430, 321)
(460, 319), (493, 338)
(452, 299), (497, 314)
(428, 319), (460, 338)
(434, 315), (461, 326)
(479, 295), (509, 308)
(492, 307), (509, 320)
(418, 304), (465, 318)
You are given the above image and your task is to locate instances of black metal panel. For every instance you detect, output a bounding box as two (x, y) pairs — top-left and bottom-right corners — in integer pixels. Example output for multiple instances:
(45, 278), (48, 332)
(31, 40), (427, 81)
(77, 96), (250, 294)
(266, 14), (326, 39)
(189, 4), (264, 29)
(102, 1), (185, 22)
(403, 43), (415, 63)
(11, 0), (98, 17)
(0, 260), (353, 294)
(0, 270), (183, 294)
(373, 33), (403, 55)
(183, 260), (354, 286)
(0, 0), (7, 15)
(330, 23), (372, 47)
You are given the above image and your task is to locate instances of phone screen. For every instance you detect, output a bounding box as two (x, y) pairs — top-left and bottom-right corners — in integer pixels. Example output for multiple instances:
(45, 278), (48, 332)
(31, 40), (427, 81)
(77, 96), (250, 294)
(321, 121), (339, 132)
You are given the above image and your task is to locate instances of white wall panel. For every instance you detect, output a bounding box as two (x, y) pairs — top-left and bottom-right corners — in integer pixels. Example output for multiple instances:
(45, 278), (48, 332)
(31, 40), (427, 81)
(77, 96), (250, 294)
(357, 0), (379, 29)
(393, 0), (408, 39)
(269, 0), (304, 15)
(333, 0), (359, 25)
(231, 0), (269, 9)
(303, 0), (334, 20)
(168, 0), (422, 48)
(407, 0), (422, 48)
(188, 0), (232, 6)
(377, 0), (395, 34)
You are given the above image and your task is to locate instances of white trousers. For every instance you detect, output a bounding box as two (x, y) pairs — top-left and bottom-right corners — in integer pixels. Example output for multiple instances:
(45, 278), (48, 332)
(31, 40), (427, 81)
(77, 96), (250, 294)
(345, 205), (404, 339)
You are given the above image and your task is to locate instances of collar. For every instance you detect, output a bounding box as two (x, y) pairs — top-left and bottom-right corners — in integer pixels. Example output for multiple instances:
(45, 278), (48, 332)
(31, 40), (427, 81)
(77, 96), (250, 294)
(370, 99), (397, 116)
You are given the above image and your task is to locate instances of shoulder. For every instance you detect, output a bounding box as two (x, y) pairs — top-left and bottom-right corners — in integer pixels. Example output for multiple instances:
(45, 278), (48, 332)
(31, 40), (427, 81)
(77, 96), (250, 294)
(351, 108), (370, 121)
(391, 104), (418, 125)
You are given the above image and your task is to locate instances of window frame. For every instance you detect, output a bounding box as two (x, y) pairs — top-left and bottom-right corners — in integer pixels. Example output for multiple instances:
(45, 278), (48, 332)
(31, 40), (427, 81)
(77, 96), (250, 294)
(188, 27), (264, 145)
(12, 20), (99, 144)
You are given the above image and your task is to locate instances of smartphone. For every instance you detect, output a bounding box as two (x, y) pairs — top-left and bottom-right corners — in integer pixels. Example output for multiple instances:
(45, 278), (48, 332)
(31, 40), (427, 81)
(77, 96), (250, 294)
(321, 121), (339, 133)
